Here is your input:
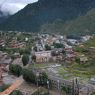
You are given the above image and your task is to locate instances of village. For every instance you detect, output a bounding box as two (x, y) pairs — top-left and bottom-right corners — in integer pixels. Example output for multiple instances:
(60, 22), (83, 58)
(0, 31), (95, 95)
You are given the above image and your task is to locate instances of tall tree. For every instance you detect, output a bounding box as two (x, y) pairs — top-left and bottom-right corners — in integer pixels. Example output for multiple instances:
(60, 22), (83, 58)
(38, 72), (48, 86)
(32, 55), (36, 62)
(53, 43), (64, 48)
(9, 64), (22, 77)
(22, 54), (29, 66)
(45, 44), (51, 51)
(10, 90), (23, 95)
(22, 68), (36, 84)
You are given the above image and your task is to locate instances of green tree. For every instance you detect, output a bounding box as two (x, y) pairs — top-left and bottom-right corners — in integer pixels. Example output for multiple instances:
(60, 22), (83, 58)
(10, 90), (23, 95)
(32, 55), (36, 62)
(22, 69), (36, 84)
(45, 44), (51, 51)
(24, 49), (30, 54)
(10, 55), (15, 60)
(53, 43), (64, 48)
(0, 84), (10, 92)
(19, 49), (30, 55)
(9, 64), (22, 77)
(22, 69), (50, 87)
(19, 49), (24, 55)
(62, 50), (66, 55)
(61, 85), (71, 94)
(51, 51), (57, 56)
(33, 46), (37, 51)
(22, 55), (29, 66)
(75, 58), (80, 64)
(38, 72), (48, 86)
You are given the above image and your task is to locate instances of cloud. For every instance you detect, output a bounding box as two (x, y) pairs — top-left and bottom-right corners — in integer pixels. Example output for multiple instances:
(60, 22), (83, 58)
(0, 0), (38, 14)
(4, 0), (38, 4)
(1, 3), (26, 14)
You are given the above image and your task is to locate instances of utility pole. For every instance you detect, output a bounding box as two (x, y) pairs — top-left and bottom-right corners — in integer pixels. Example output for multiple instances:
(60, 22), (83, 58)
(72, 79), (75, 95)
(72, 78), (79, 95)
(87, 86), (90, 95)
(57, 80), (61, 95)
(47, 80), (50, 95)
(36, 73), (39, 95)
(75, 78), (80, 95)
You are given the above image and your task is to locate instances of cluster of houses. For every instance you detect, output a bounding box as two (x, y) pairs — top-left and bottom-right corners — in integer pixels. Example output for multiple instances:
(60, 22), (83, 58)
(0, 51), (12, 66)
(32, 48), (76, 63)
(0, 38), (5, 47)
(0, 51), (23, 87)
(0, 35), (26, 49)
(0, 32), (95, 95)
(0, 33), (93, 65)
(9, 39), (26, 49)
(32, 34), (93, 64)
(0, 51), (12, 86)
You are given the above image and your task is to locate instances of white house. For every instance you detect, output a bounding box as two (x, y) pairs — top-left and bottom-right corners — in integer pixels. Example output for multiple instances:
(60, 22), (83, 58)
(34, 51), (52, 63)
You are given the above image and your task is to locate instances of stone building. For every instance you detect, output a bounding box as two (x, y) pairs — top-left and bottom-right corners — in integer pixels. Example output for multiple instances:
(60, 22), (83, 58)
(34, 51), (52, 63)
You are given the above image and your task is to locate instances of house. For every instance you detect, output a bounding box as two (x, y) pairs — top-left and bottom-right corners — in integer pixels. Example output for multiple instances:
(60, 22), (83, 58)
(67, 39), (78, 45)
(0, 38), (5, 47)
(77, 54), (88, 63)
(34, 51), (52, 63)
(45, 36), (57, 45)
(13, 53), (21, 58)
(82, 35), (91, 42)
(64, 47), (76, 62)
(64, 47), (74, 53)
(0, 52), (12, 66)
(12, 58), (22, 65)
(89, 47), (95, 52)
(80, 57), (88, 63)
(9, 40), (26, 49)
(36, 44), (44, 51)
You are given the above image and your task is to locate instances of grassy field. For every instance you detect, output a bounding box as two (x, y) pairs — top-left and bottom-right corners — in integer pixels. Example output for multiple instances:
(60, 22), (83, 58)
(58, 66), (74, 80)
(58, 63), (95, 83)
(74, 36), (95, 53)
(70, 37), (95, 82)
(28, 63), (53, 68)
(84, 36), (95, 48)
(28, 62), (95, 83)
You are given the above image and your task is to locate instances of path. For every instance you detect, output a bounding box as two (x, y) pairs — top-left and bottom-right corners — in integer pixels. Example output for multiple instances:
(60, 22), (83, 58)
(0, 77), (24, 95)
(50, 90), (65, 95)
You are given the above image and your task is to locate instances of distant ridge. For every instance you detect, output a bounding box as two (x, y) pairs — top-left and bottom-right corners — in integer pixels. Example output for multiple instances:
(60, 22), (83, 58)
(0, 0), (95, 35)
(0, 10), (10, 23)
(40, 8), (95, 35)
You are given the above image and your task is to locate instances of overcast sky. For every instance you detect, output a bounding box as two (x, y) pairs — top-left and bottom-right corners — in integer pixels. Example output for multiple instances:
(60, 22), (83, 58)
(0, 0), (38, 14)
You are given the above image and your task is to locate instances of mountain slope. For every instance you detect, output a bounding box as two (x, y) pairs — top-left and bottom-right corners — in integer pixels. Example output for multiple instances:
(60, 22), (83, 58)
(41, 8), (95, 35)
(0, 10), (10, 23)
(62, 8), (95, 35)
(0, 0), (95, 33)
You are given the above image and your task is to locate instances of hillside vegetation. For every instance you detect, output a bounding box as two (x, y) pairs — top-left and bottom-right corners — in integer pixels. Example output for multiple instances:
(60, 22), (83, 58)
(40, 8), (95, 35)
(0, 0), (95, 35)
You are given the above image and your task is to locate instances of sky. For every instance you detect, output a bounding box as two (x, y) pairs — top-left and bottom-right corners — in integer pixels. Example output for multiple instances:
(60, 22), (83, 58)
(0, 0), (38, 14)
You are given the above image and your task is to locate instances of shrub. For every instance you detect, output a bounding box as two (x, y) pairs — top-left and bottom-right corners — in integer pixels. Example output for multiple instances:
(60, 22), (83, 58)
(22, 54), (29, 66)
(9, 64), (22, 77)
